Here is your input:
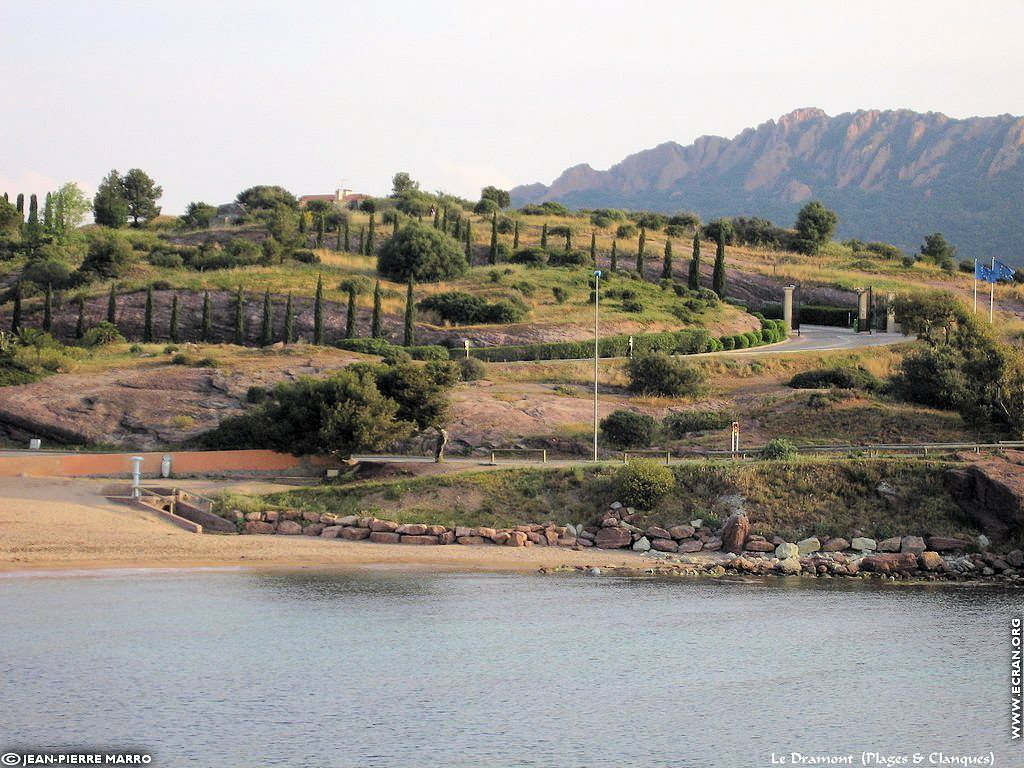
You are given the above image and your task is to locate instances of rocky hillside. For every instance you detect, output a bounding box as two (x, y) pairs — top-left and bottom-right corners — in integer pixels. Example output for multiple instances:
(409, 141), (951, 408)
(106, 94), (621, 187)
(512, 108), (1024, 263)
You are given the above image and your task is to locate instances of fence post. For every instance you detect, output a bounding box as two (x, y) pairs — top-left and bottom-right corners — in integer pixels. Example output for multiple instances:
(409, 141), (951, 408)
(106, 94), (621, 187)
(542, 449), (547, 464)
(622, 452), (628, 464)
(490, 451), (496, 466)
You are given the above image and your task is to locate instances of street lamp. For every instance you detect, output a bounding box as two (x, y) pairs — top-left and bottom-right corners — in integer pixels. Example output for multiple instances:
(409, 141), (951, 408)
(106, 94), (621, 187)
(593, 269), (602, 461)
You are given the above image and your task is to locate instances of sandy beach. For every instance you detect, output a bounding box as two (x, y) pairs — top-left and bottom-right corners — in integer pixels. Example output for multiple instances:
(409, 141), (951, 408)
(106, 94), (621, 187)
(0, 477), (644, 574)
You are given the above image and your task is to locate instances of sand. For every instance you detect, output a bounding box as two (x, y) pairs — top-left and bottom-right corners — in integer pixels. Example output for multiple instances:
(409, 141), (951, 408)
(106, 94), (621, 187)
(0, 477), (642, 574)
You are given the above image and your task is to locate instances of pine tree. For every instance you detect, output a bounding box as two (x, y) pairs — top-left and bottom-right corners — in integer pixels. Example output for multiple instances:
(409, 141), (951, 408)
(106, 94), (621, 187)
(107, 284), (117, 324)
(687, 231), (701, 291)
(260, 289), (273, 346)
(143, 285), (154, 342)
(662, 238), (673, 280)
(610, 240), (618, 271)
(234, 286), (245, 345)
(636, 227), (646, 274)
(10, 282), (21, 332)
(42, 283), (52, 332)
(513, 219), (520, 250)
(540, 222), (548, 249)
(313, 274), (324, 345)
(403, 278), (415, 347)
(712, 233), (727, 298)
(465, 219), (472, 260)
(489, 212), (498, 265)
(75, 298), (85, 339)
(169, 293), (179, 343)
(590, 231), (596, 263)
(283, 293), (294, 344)
(345, 285), (357, 339)
(343, 221), (350, 252)
(201, 292), (212, 342)
(371, 280), (382, 338)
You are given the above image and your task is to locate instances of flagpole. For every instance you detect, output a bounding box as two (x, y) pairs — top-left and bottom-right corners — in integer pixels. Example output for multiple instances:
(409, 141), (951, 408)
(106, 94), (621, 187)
(989, 257), (995, 324)
(973, 258), (978, 314)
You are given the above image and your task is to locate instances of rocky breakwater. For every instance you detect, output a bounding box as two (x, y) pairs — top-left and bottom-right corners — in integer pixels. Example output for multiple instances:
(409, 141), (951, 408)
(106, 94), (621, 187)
(587, 501), (722, 554)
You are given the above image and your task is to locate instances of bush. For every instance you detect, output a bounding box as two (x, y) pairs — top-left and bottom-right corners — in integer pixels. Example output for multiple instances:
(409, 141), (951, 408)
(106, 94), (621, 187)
(663, 410), (731, 437)
(336, 338), (398, 356)
(788, 367), (878, 390)
(761, 438), (797, 460)
(519, 201), (569, 216)
(600, 409), (656, 448)
(291, 249), (320, 264)
(626, 352), (705, 397)
(614, 460), (675, 509)
(615, 223), (638, 239)
(78, 232), (136, 280)
(547, 249), (591, 267)
(81, 322), (124, 348)
(509, 247), (548, 266)
(551, 286), (567, 303)
(799, 304), (853, 327)
(721, 335), (735, 351)
(733, 334), (749, 349)
(22, 258), (73, 288)
(417, 292), (526, 325)
(246, 385), (268, 403)
(458, 356), (486, 381)
(467, 329), (710, 363)
(407, 345), (450, 361)
(377, 223), (468, 282)
(622, 299), (644, 313)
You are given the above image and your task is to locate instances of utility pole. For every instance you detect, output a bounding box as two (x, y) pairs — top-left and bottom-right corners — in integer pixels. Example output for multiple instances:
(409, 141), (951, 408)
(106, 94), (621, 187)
(593, 269), (602, 462)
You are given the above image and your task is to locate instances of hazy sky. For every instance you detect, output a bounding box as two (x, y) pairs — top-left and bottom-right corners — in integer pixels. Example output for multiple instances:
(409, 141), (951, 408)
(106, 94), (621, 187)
(3, 0), (1022, 214)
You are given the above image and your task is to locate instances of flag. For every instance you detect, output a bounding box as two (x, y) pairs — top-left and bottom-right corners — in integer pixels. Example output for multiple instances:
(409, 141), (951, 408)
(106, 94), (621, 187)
(975, 261), (995, 282)
(994, 259), (1016, 282)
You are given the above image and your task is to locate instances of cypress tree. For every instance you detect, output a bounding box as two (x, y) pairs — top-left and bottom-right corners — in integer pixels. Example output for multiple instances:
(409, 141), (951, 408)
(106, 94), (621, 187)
(442, 206), (449, 233)
(688, 231), (701, 290)
(392, 212), (400, 236)
(590, 231), (596, 263)
(488, 212), (498, 265)
(15, 193), (24, 218)
(662, 238), (673, 280)
(143, 285), (154, 342)
(335, 223), (342, 251)
(10, 282), (21, 332)
(513, 219), (520, 249)
(233, 286), (245, 345)
(365, 213), (376, 255)
(358, 225), (366, 255)
(712, 233), (727, 298)
(540, 222), (548, 249)
(283, 293), (294, 344)
(403, 278), (415, 346)
(107, 284), (117, 324)
(169, 293), (179, 343)
(260, 289), (273, 346)
(75, 298), (85, 339)
(298, 210), (307, 234)
(636, 227), (646, 274)
(464, 219), (472, 260)
(610, 240), (618, 271)
(43, 192), (53, 233)
(315, 214), (325, 248)
(433, 206), (440, 229)
(343, 221), (350, 252)
(42, 283), (52, 332)
(371, 280), (382, 339)
(201, 292), (212, 342)
(313, 274), (324, 345)
(27, 194), (38, 226)
(345, 285), (357, 339)
(565, 228), (572, 252)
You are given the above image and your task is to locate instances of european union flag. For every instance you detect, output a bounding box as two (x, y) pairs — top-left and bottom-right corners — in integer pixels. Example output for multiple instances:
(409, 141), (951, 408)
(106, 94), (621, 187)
(994, 259), (1016, 282)
(975, 261), (995, 282)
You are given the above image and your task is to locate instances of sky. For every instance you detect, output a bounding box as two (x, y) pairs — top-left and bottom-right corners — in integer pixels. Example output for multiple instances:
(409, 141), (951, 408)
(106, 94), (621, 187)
(2, 0), (1023, 214)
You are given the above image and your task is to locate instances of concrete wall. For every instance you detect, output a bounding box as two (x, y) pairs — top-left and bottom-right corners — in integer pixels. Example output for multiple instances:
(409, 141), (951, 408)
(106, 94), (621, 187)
(0, 449), (340, 479)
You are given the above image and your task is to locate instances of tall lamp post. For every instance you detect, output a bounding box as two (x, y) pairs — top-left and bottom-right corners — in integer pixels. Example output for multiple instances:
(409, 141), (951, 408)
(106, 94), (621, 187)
(593, 269), (602, 461)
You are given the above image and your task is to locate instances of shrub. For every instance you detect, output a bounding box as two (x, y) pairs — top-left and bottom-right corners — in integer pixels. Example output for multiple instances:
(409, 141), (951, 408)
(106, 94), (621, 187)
(513, 281), (535, 297)
(622, 299), (644, 313)
(600, 409), (656, 448)
(614, 460), (675, 509)
(22, 258), (73, 288)
(626, 352), (705, 397)
(519, 201), (569, 216)
(734, 334), (749, 349)
(552, 286), (567, 303)
(799, 304), (853, 327)
(407, 345), (450, 361)
(509, 247), (548, 266)
(458, 356), (486, 381)
(761, 438), (797, 460)
(663, 410), (731, 437)
(291, 249), (320, 264)
(171, 353), (191, 365)
(547, 249), (591, 267)
(337, 337), (398, 356)
(788, 367), (878, 390)
(78, 232), (136, 280)
(615, 223), (638, 239)
(377, 223), (468, 282)
(467, 329), (709, 363)
(417, 292), (526, 325)
(721, 336), (735, 351)
(246, 385), (268, 403)
(81, 322), (124, 348)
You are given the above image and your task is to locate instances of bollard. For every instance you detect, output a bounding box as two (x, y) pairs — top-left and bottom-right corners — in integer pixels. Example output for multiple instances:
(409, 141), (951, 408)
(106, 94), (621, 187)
(161, 454), (172, 479)
(130, 456), (144, 499)
(29, 438), (41, 450)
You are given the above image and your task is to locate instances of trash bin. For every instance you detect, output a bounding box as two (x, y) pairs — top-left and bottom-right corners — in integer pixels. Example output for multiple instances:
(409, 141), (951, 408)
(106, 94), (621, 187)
(853, 319), (859, 332)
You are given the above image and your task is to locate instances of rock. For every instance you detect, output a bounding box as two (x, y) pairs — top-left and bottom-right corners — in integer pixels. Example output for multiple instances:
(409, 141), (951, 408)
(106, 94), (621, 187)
(357, 517), (373, 529)
(690, 519), (703, 529)
(277, 520), (302, 535)
(651, 538), (678, 553)
(477, 527), (497, 538)
(370, 520), (398, 533)
(601, 517), (620, 527)
(646, 526), (671, 540)
(319, 513), (338, 525)
(244, 521), (274, 534)
(400, 535), (438, 545)
(796, 537), (821, 555)
(438, 530), (456, 545)
(369, 531), (401, 544)
(556, 537), (577, 547)
(457, 536), (486, 545)
(918, 551), (944, 571)
(669, 524), (695, 539)
(610, 501), (622, 510)
(491, 532), (511, 545)
(943, 455), (1024, 539)
(860, 553), (919, 573)
(775, 542), (799, 559)
(677, 539), (703, 553)
(823, 538), (850, 552)
(425, 525), (446, 536)
(263, 510), (278, 523)
(926, 536), (971, 552)
(302, 510), (321, 523)
(244, 511), (263, 522)
(851, 536), (876, 551)
(526, 532), (544, 545)
(455, 526), (476, 538)
(702, 537), (723, 552)
(744, 540), (775, 553)
(303, 523), (324, 536)
(563, 524), (578, 537)
(900, 536), (926, 555)
(544, 529), (559, 546)
(976, 534), (991, 550)
(776, 557), (802, 575)
(1006, 549), (1024, 567)
(397, 523), (429, 536)
(633, 536), (651, 552)
(595, 527), (632, 549)
(876, 480), (898, 501)
(577, 538), (593, 547)
(321, 525), (343, 539)
(878, 537), (902, 552)
(721, 513), (750, 554)
(340, 527), (371, 540)
(337, 515), (359, 526)
(507, 531), (528, 547)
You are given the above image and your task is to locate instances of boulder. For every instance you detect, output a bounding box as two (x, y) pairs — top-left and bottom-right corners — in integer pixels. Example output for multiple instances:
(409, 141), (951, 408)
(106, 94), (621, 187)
(677, 539), (703, 553)
(943, 455), (1024, 538)
(340, 527), (371, 540)
(244, 511), (263, 522)
(595, 527), (632, 549)
(491, 532), (511, 545)
(632, 536), (651, 552)
(702, 537), (723, 552)
(544, 529), (559, 546)
(721, 513), (750, 554)
(796, 537), (821, 555)
(601, 517), (620, 528)
(744, 540), (775, 553)
(859, 553), (919, 573)
(477, 527), (497, 538)
(689, 519), (703, 529)
(918, 551), (944, 571)
(926, 536), (971, 552)
(577, 538), (593, 548)
(302, 510), (321, 523)
(244, 521), (274, 535)
(556, 537), (577, 547)
(823, 538), (850, 552)
(321, 525), (343, 539)
(877, 537), (902, 552)
(507, 531), (528, 547)
(400, 535), (438, 545)
(303, 523), (324, 536)
(370, 520), (398, 533)
(1006, 549), (1024, 568)
(438, 531), (456, 545)
(900, 536), (927, 555)
(651, 538), (678, 553)
(455, 526), (476, 538)
(851, 536), (876, 551)
(669, 524), (695, 540)
(646, 526), (672, 540)
(276, 520), (302, 535)
(976, 534), (991, 550)
(775, 542), (799, 559)
(397, 523), (429, 536)
(319, 513), (338, 525)
(776, 557), (802, 575)
(526, 532), (544, 545)
(457, 536), (486, 545)
(369, 531), (401, 544)
(265, 510), (280, 523)
(337, 515), (359, 526)
(427, 525), (448, 536)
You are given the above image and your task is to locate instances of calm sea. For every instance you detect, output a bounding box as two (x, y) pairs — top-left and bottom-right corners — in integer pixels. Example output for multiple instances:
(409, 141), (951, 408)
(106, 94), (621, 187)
(0, 569), (1018, 767)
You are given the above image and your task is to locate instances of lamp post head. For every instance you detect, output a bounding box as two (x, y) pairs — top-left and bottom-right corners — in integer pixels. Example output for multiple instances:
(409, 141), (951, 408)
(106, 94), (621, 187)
(593, 269), (602, 278)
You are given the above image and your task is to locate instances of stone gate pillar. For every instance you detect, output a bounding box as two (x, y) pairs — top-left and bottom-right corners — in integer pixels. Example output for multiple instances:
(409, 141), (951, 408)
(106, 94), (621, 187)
(886, 292), (897, 334)
(856, 289), (869, 332)
(782, 285), (795, 331)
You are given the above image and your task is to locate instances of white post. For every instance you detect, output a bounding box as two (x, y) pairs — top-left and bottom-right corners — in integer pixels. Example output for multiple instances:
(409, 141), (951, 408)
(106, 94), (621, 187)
(973, 259), (978, 314)
(593, 270), (602, 462)
(990, 257), (995, 324)
(130, 456), (144, 498)
(731, 421), (739, 454)
(782, 285), (795, 331)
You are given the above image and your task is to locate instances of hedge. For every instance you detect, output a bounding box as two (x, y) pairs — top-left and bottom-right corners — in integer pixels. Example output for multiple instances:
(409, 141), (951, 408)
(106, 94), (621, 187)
(468, 329), (710, 363)
(798, 304), (853, 327)
(337, 338), (450, 361)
